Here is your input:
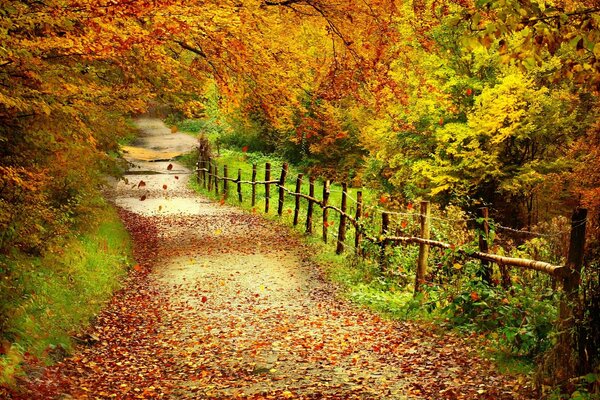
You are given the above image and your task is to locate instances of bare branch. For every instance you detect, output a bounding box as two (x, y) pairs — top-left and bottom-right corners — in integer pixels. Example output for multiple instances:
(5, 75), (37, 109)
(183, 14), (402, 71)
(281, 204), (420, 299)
(175, 40), (223, 81)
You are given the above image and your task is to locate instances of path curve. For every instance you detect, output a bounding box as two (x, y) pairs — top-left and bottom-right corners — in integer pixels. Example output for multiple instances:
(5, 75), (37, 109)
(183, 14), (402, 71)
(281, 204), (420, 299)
(18, 119), (534, 399)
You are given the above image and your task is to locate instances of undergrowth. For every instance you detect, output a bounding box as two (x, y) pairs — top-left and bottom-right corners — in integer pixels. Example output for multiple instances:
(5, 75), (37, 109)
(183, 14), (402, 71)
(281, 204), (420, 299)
(0, 202), (133, 386)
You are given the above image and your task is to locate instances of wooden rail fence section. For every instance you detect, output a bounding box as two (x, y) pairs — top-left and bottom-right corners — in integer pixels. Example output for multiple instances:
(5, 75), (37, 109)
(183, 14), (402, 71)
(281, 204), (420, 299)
(196, 156), (586, 295)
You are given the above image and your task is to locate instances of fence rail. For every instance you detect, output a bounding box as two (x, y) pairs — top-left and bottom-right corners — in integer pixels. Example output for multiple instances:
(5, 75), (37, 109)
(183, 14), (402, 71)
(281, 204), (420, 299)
(195, 156), (585, 295)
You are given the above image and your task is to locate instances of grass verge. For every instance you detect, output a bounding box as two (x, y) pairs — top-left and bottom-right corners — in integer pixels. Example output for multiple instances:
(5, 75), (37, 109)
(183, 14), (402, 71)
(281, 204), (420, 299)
(0, 202), (132, 386)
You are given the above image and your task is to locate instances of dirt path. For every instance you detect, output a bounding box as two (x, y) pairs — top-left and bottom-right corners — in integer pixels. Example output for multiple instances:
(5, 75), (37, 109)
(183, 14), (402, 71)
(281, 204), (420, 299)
(19, 118), (535, 399)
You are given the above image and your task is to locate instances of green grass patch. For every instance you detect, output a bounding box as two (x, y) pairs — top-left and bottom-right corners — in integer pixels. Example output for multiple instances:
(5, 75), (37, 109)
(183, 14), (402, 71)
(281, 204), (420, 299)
(0, 202), (132, 386)
(489, 350), (535, 376)
(119, 117), (140, 146)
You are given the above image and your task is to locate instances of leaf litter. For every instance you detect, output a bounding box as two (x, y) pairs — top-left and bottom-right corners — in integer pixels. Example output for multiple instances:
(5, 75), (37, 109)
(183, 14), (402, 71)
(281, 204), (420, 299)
(7, 119), (535, 399)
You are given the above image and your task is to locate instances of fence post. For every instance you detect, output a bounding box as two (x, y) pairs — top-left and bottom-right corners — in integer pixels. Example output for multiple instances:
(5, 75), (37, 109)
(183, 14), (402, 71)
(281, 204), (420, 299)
(380, 212), (390, 268)
(557, 208), (588, 377)
(336, 183), (348, 255)
(293, 174), (303, 226)
(306, 176), (315, 234)
(237, 168), (242, 203)
(355, 191), (363, 254)
(499, 262), (512, 290)
(251, 164), (257, 207)
(223, 165), (228, 198)
(563, 208), (587, 301)
(197, 147), (206, 188)
(207, 158), (212, 191)
(214, 161), (219, 196)
(477, 207), (492, 285)
(414, 201), (431, 294)
(265, 162), (271, 213)
(322, 180), (330, 243)
(201, 157), (207, 189)
(196, 154), (202, 186)
(278, 163), (288, 217)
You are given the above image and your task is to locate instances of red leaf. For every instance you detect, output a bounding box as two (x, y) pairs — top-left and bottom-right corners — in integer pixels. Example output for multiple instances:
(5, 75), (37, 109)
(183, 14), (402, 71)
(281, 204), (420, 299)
(133, 264), (142, 272)
(138, 180), (146, 188)
(401, 220), (408, 228)
(406, 203), (413, 211)
(470, 291), (480, 301)
(219, 198), (225, 205)
(379, 195), (388, 204)
(167, 164), (173, 171)
(466, 88), (473, 96)
(201, 296), (207, 303)
(162, 184), (167, 190)
(439, 117), (444, 126)
(242, 146), (249, 153)
(140, 195), (146, 201)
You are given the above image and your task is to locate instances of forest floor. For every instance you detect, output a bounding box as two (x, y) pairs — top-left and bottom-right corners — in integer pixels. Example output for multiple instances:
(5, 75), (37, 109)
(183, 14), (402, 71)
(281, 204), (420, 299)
(14, 118), (535, 399)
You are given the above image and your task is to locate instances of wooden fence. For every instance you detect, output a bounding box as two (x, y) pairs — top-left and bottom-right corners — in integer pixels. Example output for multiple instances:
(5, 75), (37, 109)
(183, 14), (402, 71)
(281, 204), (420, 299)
(194, 150), (592, 374)
(197, 148), (587, 376)
(195, 155), (587, 300)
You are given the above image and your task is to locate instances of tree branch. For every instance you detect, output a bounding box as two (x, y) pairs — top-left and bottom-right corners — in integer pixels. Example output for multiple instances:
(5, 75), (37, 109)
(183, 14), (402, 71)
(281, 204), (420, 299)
(175, 40), (208, 58)
(263, 0), (306, 6)
(174, 40), (224, 82)
(524, 7), (600, 24)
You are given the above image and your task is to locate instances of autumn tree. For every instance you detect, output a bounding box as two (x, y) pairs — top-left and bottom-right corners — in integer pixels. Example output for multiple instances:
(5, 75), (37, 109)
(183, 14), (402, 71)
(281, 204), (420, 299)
(2, 0), (599, 391)
(0, 0), (221, 253)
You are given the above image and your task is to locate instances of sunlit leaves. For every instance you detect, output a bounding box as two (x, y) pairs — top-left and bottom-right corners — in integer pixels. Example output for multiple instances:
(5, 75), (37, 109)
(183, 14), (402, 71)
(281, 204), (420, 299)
(464, 0), (600, 86)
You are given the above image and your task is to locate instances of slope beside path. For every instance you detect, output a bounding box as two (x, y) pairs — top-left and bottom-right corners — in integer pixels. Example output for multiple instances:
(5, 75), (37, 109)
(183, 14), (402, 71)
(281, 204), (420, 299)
(16, 118), (534, 399)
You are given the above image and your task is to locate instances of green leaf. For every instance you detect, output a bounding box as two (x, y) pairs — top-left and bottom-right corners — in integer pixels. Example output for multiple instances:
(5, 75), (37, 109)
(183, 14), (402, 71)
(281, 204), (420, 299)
(582, 373), (599, 384)
(593, 42), (600, 58)
(475, 0), (493, 8)
(569, 35), (583, 50)
(522, 56), (537, 70)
